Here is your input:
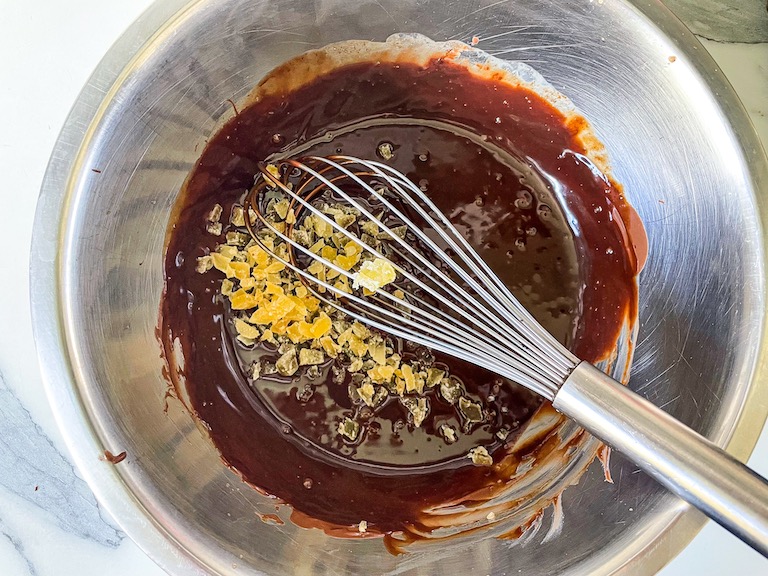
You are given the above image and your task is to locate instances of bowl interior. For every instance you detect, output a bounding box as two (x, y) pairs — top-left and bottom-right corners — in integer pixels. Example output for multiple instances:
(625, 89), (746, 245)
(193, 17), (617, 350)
(50, 0), (765, 574)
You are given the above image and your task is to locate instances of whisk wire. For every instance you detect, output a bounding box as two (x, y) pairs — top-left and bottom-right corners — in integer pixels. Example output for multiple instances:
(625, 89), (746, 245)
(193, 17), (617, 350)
(312, 156), (576, 382)
(363, 157), (577, 371)
(250, 176), (553, 388)
(270, 159), (550, 366)
(245, 156), (581, 398)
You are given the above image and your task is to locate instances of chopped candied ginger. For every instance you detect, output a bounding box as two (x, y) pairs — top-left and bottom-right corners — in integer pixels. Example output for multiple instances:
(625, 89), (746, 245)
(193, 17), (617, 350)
(347, 334), (367, 357)
(352, 258), (396, 291)
(229, 261), (251, 280)
(200, 192), (488, 450)
(300, 312), (332, 339)
(250, 294), (295, 324)
(234, 318), (260, 339)
(272, 198), (290, 220)
(344, 241), (362, 256)
(401, 363), (425, 394)
(230, 205), (246, 227)
(402, 397), (428, 427)
(319, 335), (338, 357)
(271, 317), (290, 335)
(196, 255), (213, 273)
(230, 289), (261, 310)
(265, 261), (285, 274)
(334, 212), (356, 228)
(321, 245), (338, 261)
(218, 245), (238, 259)
(468, 446), (494, 467)
(357, 383), (376, 407)
(368, 364), (395, 384)
(338, 417), (360, 441)
(312, 216), (333, 238)
(299, 348), (324, 366)
(440, 424), (458, 444)
(369, 339), (387, 365)
(276, 349), (298, 376)
(247, 244), (270, 267)
(360, 220), (379, 236)
(285, 322), (303, 343)
(307, 260), (326, 280)
(426, 368), (445, 387)
(265, 163), (281, 182)
(207, 203), (223, 223)
(333, 276), (352, 294)
(334, 253), (360, 271)
(211, 251), (233, 274)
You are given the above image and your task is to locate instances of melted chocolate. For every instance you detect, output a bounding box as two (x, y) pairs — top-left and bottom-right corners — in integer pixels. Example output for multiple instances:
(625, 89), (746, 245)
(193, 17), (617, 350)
(161, 58), (640, 536)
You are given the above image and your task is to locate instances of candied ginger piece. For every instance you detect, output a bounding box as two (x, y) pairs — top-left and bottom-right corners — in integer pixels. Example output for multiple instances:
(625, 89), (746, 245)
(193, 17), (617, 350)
(369, 339), (386, 365)
(344, 241), (362, 256)
(352, 258), (396, 291)
(230, 205), (246, 226)
(299, 348), (324, 366)
(196, 255), (213, 273)
(401, 363), (423, 394)
(264, 282), (283, 296)
(334, 253), (360, 271)
(319, 335), (339, 357)
(401, 397), (429, 427)
(368, 364), (395, 384)
(334, 212), (356, 228)
(269, 294), (296, 318)
(285, 322), (303, 343)
(338, 417), (360, 441)
(230, 289), (260, 310)
(229, 261), (251, 280)
(347, 334), (368, 358)
(234, 319), (260, 339)
(303, 313), (332, 339)
(265, 163), (281, 182)
(211, 251), (232, 274)
(247, 245), (270, 267)
(468, 446), (494, 467)
(265, 261), (285, 274)
(276, 349), (298, 376)
(321, 245), (338, 261)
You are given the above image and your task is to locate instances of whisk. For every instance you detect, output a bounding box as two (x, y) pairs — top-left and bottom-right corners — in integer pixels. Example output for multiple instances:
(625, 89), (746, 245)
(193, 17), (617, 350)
(244, 155), (768, 556)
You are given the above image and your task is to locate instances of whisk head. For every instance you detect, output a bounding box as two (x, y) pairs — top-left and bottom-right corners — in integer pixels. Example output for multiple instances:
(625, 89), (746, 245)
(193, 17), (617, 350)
(243, 155), (578, 400)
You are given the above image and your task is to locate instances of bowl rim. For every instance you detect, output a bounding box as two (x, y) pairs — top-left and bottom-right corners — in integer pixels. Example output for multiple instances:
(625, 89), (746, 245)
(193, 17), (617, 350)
(29, 0), (768, 574)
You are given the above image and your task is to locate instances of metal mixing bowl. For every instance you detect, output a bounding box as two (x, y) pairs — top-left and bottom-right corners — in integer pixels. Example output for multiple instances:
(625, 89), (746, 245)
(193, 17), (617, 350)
(30, 0), (768, 574)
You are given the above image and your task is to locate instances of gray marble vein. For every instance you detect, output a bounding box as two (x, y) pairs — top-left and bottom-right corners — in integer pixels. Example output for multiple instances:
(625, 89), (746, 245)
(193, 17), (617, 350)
(0, 515), (37, 576)
(664, 0), (768, 43)
(0, 373), (122, 547)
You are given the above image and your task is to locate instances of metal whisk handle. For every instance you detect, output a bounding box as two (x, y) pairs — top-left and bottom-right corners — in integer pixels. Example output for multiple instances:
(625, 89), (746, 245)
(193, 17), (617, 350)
(555, 362), (768, 557)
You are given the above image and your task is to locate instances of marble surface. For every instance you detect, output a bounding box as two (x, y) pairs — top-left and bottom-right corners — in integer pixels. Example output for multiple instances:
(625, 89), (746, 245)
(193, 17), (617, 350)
(663, 0), (768, 42)
(1, 1), (766, 574)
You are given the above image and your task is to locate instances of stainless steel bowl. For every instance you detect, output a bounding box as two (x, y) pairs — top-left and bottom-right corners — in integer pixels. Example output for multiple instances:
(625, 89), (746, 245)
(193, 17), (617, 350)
(30, 0), (768, 574)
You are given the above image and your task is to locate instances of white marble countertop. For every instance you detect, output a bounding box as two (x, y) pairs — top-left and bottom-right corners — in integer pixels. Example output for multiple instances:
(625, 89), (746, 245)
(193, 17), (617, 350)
(1, 1), (766, 574)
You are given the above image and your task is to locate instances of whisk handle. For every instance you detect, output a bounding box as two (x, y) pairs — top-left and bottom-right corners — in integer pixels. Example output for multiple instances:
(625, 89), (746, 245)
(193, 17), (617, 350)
(554, 361), (768, 557)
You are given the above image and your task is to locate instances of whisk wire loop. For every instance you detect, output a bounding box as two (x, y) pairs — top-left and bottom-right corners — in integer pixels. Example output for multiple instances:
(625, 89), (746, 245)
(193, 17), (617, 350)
(245, 156), (580, 399)
(247, 176), (550, 390)
(299, 156), (573, 382)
